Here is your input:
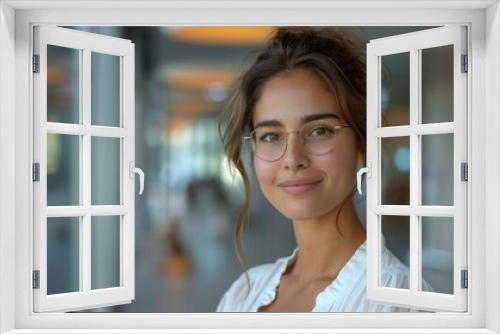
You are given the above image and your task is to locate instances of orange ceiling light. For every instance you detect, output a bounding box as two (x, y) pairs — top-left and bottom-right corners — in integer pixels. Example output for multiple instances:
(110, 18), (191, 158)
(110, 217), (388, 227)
(164, 70), (236, 91)
(169, 95), (217, 115)
(166, 26), (274, 46)
(163, 117), (193, 138)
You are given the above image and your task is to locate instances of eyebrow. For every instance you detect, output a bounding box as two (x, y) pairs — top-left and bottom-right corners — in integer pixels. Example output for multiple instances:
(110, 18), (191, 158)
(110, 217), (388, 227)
(303, 113), (341, 123)
(254, 113), (341, 129)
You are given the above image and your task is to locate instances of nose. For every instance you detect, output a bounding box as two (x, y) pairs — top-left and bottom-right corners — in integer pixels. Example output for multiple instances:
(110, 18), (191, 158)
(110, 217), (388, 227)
(282, 133), (310, 170)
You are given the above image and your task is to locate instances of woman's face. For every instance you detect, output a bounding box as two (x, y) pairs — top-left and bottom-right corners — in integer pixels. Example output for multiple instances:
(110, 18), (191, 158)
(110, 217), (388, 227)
(251, 69), (361, 221)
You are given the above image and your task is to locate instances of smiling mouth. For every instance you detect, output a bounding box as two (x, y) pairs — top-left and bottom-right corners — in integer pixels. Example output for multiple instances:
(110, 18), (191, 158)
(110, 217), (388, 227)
(278, 179), (322, 195)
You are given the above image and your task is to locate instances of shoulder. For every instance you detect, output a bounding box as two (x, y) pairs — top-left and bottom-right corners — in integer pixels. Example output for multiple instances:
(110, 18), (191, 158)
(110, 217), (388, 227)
(216, 261), (285, 312)
(232, 262), (279, 294)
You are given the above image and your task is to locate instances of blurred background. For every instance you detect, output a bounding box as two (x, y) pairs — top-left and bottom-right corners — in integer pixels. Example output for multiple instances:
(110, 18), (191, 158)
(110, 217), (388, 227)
(45, 26), (454, 312)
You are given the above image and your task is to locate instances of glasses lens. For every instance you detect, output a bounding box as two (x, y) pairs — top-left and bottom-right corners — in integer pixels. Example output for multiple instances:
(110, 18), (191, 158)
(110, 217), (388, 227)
(251, 129), (286, 161)
(300, 121), (339, 156)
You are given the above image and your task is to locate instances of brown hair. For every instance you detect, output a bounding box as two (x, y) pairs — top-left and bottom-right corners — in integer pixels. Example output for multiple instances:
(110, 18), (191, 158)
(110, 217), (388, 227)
(219, 27), (367, 283)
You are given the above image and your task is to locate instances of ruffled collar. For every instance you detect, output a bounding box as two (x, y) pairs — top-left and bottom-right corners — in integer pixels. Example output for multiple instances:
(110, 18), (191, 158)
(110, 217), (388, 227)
(256, 240), (371, 311)
(314, 241), (367, 310)
(255, 248), (299, 310)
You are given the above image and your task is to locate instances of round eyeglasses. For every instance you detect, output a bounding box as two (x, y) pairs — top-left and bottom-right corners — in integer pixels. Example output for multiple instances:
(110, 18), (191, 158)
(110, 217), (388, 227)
(244, 120), (351, 162)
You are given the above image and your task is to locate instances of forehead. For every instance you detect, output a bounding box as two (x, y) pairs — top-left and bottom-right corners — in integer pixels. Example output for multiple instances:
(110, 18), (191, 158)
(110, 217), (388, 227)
(252, 69), (340, 125)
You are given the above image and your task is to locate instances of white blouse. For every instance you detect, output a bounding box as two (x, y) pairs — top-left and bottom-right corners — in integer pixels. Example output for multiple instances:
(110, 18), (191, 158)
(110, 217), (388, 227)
(216, 239), (433, 312)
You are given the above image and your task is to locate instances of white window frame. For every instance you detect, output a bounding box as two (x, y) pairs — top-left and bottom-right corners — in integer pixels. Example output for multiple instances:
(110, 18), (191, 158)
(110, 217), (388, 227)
(366, 26), (468, 312)
(1, 1), (499, 333)
(33, 25), (136, 313)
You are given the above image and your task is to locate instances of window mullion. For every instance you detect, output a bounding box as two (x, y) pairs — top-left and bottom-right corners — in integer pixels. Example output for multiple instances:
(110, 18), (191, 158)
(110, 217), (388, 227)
(82, 47), (92, 295)
(416, 47), (423, 293)
(409, 47), (420, 294)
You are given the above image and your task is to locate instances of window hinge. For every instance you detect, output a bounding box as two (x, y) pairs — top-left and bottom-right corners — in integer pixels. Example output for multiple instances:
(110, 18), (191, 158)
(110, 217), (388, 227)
(461, 270), (468, 289)
(33, 163), (40, 182)
(461, 162), (468, 181)
(461, 54), (468, 73)
(33, 54), (40, 73)
(33, 270), (40, 289)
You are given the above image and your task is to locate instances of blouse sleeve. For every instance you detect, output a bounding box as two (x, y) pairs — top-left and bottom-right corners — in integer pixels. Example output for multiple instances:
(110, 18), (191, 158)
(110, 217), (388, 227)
(215, 272), (248, 312)
(216, 289), (230, 312)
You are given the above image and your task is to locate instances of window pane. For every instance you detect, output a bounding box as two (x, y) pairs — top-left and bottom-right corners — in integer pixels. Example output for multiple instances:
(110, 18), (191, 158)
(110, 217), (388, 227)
(91, 216), (121, 290)
(381, 136), (410, 205)
(421, 45), (454, 124)
(381, 215), (410, 290)
(47, 217), (80, 295)
(47, 45), (80, 124)
(381, 52), (410, 127)
(421, 216), (454, 294)
(91, 137), (120, 205)
(421, 134), (454, 206)
(91, 52), (120, 127)
(47, 134), (79, 206)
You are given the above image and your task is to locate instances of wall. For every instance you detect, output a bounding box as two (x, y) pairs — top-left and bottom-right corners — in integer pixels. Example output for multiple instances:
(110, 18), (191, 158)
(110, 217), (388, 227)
(486, 2), (500, 333)
(0, 2), (16, 333)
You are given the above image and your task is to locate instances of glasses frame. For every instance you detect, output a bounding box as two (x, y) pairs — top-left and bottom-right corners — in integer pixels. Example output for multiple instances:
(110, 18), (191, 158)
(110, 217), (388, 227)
(243, 122), (351, 162)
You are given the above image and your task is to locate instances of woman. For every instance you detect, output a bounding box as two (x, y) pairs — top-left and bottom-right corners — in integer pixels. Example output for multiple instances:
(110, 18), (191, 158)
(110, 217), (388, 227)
(217, 27), (431, 312)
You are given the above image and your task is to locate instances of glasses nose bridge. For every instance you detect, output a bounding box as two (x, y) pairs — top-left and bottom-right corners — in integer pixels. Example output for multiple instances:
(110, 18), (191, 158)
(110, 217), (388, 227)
(282, 130), (307, 156)
(283, 130), (301, 142)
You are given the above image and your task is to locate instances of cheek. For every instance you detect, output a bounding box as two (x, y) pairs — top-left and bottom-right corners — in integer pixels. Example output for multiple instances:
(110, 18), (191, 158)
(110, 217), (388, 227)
(253, 160), (290, 216)
(253, 159), (277, 189)
(323, 143), (359, 181)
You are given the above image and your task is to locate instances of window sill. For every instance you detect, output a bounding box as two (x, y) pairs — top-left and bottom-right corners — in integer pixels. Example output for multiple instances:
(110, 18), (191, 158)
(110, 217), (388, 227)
(3, 329), (499, 334)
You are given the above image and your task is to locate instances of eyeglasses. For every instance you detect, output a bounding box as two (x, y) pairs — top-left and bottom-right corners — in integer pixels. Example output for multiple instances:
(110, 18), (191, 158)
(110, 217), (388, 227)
(244, 120), (351, 162)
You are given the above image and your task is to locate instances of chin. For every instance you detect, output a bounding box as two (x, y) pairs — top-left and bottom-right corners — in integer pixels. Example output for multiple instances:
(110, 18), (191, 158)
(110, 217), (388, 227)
(274, 196), (348, 221)
(279, 204), (331, 221)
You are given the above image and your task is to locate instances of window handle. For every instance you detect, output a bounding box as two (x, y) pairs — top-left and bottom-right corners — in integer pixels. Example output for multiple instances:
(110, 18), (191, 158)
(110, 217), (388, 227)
(129, 162), (145, 195)
(357, 162), (371, 195)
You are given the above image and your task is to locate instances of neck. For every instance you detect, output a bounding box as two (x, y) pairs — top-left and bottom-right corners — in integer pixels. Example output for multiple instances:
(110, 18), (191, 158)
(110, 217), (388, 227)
(288, 200), (366, 282)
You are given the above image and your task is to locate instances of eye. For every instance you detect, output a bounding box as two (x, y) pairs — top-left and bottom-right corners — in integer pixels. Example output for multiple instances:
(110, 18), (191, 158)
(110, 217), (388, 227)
(308, 125), (335, 138)
(257, 131), (283, 144)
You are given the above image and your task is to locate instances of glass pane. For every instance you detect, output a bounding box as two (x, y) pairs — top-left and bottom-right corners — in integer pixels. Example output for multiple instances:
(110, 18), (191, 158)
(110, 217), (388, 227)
(47, 134), (79, 206)
(421, 217), (454, 294)
(421, 45), (454, 124)
(91, 137), (120, 205)
(47, 45), (80, 124)
(91, 52), (120, 127)
(381, 52), (410, 127)
(421, 134), (454, 206)
(381, 136), (410, 205)
(47, 217), (80, 295)
(381, 215), (410, 290)
(91, 216), (121, 290)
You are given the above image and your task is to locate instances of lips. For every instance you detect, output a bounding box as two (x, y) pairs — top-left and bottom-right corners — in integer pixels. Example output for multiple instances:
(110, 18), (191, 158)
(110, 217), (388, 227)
(278, 178), (322, 195)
